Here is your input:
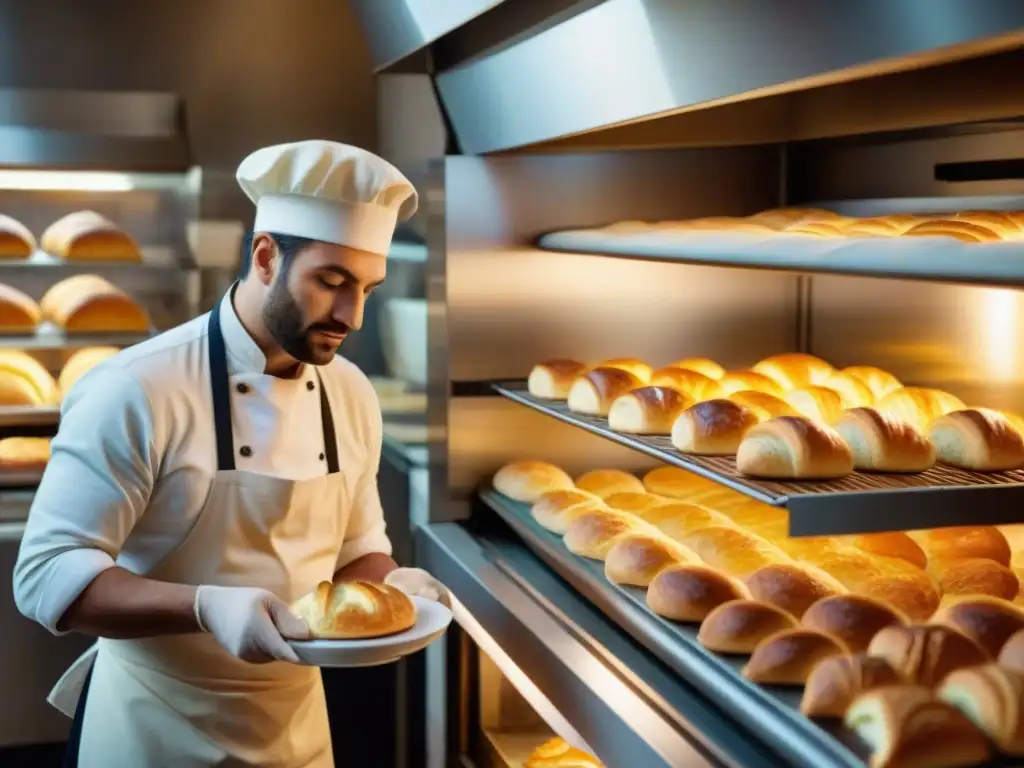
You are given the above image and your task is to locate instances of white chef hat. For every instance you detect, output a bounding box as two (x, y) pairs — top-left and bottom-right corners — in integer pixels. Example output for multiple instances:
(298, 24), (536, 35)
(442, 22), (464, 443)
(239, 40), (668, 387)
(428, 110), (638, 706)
(236, 140), (418, 256)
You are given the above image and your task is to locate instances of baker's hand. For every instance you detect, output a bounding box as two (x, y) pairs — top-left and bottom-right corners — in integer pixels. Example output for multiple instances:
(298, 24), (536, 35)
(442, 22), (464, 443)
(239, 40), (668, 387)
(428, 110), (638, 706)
(384, 567), (452, 609)
(194, 585), (312, 664)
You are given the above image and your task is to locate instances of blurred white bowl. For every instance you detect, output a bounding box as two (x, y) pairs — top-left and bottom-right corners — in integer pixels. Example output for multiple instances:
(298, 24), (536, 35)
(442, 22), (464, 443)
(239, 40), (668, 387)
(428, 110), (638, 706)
(381, 298), (427, 387)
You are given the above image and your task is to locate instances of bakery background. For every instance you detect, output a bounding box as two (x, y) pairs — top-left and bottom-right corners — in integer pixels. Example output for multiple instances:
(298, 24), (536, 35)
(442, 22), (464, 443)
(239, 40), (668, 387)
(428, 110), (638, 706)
(5, 1), (1024, 768)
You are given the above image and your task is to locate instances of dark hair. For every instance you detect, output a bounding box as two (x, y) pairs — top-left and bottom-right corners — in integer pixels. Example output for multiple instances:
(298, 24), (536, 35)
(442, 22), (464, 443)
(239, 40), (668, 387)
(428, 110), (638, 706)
(237, 231), (317, 279)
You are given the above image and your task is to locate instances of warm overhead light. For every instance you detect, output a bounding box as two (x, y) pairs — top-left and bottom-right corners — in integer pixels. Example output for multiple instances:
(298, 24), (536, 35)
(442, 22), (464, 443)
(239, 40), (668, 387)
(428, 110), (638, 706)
(0, 170), (135, 192)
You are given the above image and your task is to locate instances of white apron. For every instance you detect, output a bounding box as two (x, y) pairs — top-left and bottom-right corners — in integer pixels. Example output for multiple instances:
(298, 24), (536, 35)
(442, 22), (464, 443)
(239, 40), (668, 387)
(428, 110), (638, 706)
(51, 293), (351, 767)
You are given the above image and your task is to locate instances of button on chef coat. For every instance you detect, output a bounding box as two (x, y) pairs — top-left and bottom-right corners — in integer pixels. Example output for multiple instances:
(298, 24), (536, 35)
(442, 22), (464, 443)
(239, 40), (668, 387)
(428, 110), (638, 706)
(13, 298), (392, 634)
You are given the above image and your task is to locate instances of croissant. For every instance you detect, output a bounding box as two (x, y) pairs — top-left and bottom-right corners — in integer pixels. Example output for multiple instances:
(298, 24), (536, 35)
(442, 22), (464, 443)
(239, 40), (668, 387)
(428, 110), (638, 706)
(866, 624), (990, 687)
(290, 581), (417, 639)
(937, 664), (1024, 756)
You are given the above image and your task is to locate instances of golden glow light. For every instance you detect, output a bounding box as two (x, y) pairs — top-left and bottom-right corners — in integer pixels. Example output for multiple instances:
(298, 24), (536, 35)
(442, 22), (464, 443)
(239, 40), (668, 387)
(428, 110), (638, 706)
(0, 170), (135, 191)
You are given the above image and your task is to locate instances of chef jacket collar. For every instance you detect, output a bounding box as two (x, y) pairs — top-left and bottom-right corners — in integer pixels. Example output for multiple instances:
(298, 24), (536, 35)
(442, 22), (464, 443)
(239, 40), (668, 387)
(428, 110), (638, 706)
(220, 287), (310, 379)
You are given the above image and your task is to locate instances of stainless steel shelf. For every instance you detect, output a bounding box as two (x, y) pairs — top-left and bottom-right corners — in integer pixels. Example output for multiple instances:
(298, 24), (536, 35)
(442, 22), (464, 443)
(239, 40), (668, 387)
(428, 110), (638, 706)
(0, 406), (58, 429)
(493, 383), (1024, 536)
(0, 328), (152, 351)
(0, 248), (195, 271)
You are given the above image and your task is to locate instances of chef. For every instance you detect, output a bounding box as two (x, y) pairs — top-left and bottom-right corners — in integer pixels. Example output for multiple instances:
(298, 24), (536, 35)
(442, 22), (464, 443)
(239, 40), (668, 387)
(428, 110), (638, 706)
(12, 139), (449, 767)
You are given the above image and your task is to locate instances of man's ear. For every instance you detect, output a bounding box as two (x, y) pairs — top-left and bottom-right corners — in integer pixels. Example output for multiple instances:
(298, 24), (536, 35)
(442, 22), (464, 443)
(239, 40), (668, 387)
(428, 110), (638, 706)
(250, 233), (279, 287)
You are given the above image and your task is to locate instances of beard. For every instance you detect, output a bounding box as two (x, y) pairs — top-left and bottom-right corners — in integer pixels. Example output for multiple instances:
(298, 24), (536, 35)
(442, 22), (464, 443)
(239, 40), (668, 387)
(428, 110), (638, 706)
(263, 278), (346, 365)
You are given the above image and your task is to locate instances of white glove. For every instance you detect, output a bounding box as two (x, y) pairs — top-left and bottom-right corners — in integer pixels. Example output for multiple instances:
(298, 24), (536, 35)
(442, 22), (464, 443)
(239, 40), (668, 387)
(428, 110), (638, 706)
(194, 585), (312, 664)
(384, 567), (451, 609)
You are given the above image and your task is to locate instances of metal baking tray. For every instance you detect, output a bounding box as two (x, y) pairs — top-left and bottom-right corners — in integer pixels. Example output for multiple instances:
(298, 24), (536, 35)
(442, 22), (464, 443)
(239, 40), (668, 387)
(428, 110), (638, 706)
(493, 384), (1024, 536)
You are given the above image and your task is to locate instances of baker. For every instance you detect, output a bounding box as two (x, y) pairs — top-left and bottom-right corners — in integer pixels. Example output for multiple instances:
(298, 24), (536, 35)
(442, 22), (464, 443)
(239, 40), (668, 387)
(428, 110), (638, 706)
(13, 139), (449, 767)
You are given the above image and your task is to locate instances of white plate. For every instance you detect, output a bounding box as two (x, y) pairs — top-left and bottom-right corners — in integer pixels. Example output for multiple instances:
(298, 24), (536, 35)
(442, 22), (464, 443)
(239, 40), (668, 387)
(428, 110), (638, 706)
(288, 597), (453, 668)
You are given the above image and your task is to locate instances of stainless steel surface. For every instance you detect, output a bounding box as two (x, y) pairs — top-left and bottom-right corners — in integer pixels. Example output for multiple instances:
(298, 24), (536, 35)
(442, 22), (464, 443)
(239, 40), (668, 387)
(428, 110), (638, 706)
(434, 0), (1024, 154)
(0, 330), (153, 351)
(0, 407), (58, 430)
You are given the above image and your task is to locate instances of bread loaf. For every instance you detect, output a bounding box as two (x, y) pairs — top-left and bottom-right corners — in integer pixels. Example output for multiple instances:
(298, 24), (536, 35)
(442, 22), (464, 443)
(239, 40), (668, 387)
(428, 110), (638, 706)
(598, 357), (651, 384)
(911, 527), (1012, 567)
(0, 374), (42, 407)
(697, 600), (799, 654)
(737, 416), (854, 479)
(603, 491), (667, 515)
(867, 624), (990, 687)
(726, 390), (798, 422)
(802, 595), (906, 652)
(929, 558), (1019, 602)
(525, 736), (603, 768)
(58, 346), (119, 398)
(0, 284), (41, 332)
(0, 214), (35, 259)
(567, 367), (643, 416)
(649, 367), (722, 401)
(40, 211), (141, 262)
(0, 437), (51, 472)
(493, 460), (575, 502)
(637, 501), (735, 539)
(742, 628), (847, 685)
(999, 629), (1024, 672)
(842, 366), (904, 400)
(937, 664), (1024, 756)
(647, 564), (750, 622)
(528, 359), (588, 400)
(718, 370), (784, 397)
(785, 221), (848, 237)
(875, 387), (966, 434)
(608, 386), (694, 434)
(604, 532), (699, 586)
(930, 408), (1024, 471)
(291, 580), (417, 639)
(849, 533), (927, 570)
(834, 408), (935, 473)
(40, 275), (150, 333)
(904, 218), (1003, 243)
(670, 399), (760, 455)
(932, 597), (1024, 658)
(530, 490), (604, 534)
(678, 525), (790, 579)
(744, 563), (847, 619)
(563, 508), (653, 560)
(955, 210), (1022, 235)
(574, 469), (644, 499)
(822, 371), (876, 408)
(844, 685), (992, 768)
(843, 216), (921, 237)
(752, 353), (835, 390)
(801, 654), (903, 719)
(783, 386), (845, 425)
(665, 357), (725, 380)
(748, 207), (841, 230)
(0, 350), (59, 405)
(642, 466), (725, 499)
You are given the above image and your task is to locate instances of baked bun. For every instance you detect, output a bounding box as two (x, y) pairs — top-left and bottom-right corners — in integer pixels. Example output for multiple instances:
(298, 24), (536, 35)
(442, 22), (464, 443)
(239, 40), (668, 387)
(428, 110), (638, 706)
(598, 357), (652, 384)
(843, 216), (921, 237)
(0, 214), (35, 259)
(528, 359), (588, 399)
(938, 664), (1024, 756)
(930, 407), (1024, 471)
(697, 599), (798, 654)
(999, 629), (1024, 672)
(0, 437), (51, 472)
(844, 685), (992, 768)
(0, 284), (41, 332)
(649, 367), (723, 401)
(823, 371), (876, 408)
(0, 372), (42, 406)
(932, 596), (1024, 658)
(603, 491), (667, 515)
(802, 595), (906, 652)
(850, 533), (927, 570)
(493, 460), (574, 502)
(867, 624), (990, 687)
(40, 275), (150, 333)
(742, 628), (847, 685)
(679, 525), (790, 579)
(801, 654), (903, 719)
(785, 221), (848, 237)
(574, 469), (644, 499)
(718, 370), (784, 397)
(530, 489), (604, 534)
(291, 580), (417, 639)
(40, 211), (141, 262)
(57, 346), (119, 398)
(748, 207), (841, 230)
(737, 416), (854, 479)
(912, 526), (1012, 567)
(783, 386), (845, 425)
(641, 466), (726, 499)
(638, 501), (735, 539)
(608, 386), (694, 434)
(904, 218), (1002, 243)
(647, 563), (750, 622)
(604, 532), (698, 586)
(752, 353), (834, 390)
(525, 737), (602, 768)
(0, 350), (59, 405)
(727, 390), (798, 422)
(955, 210), (1022, 235)
(875, 387), (966, 434)
(834, 408), (936, 473)
(563, 508), (652, 560)
(744, 563), (847, 619)
(665, 357), (725, 380)
(670, 399), (759, 455)
(842, 366), (904, 400)
(567, 367), (643, 416)
(929, 558), (1019, 601)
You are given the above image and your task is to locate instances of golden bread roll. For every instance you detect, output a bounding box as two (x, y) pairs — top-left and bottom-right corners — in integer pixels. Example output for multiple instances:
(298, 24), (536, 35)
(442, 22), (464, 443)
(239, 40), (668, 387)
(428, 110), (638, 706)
(697, 599), (798, 654)
(291, 580), (417, 639)
(737, 416), (854, 479)
(528, 359), (588, 399)
(603, 491), (667, 515)
(849, 533), (927, 570)
(598, 357), (651, 384)
(842, 216), (921, 237)
(873, 387), (966, 435)
(665, 357), (725, 380)
(642, 466), (723, 499)
(903, 218), (1003, 243)
(844, 685), (992, 768)
(40, 275), (150, 333)
(493, 460), (575, 502)
(784, 221), (848, 237)
(566, 367), (643, 416)
(679, 525), (790, 579)
(938, 664), (1024, 756)
(648, 367), (722, 401)
(955, 210), (1022, 235)
(525, 736), (602, 768)
(726, 390), (798, 422)
(802, 595), (907, 653)
(670, 399), (759, 455)
(842, 366), (904, 400)
(608, 386), (694, 434)
(999, 629), (1024, 672)
(867, 624), (990, 687)
(801, 654), (903, 719)
(770, 534), (848, 560)
(0, 214), (35, 259)
(932, 596), (1024, 658)
(647, 563), (750, 622)
(563, 508), (654, 560)
(783, 386), (845, 425)
(834, 407), (935, 473)
(0, 373), (42, 406)
(744, 562), (847, 619)
(742, 628), (848, 685)
(0, 350), (59, 405)
(0, 437), (51, 472)
(718, 370), (784, 397)
(748, 207), (842, 230)
(0, 283), (41, 332)
(41, 211), (141, 262)
(929, 558), (1020, 602)
(637, 501), (735, 539)
(604, 532), (699, 586)
(57, 346), (119, 398)
(930, 407), (1024, 471)
(752, 353), (835, 390)
(911, 527), (1012, 567)
(574, 469), (644, 499)
(823, 371), (875, 408)
(530, 490), (604, 534)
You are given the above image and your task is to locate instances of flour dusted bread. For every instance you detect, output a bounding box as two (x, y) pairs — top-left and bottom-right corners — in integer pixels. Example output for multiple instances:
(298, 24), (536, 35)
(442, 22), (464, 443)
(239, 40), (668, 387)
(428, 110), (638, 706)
(567, 367), (643, 416)
(525, 737), (603, 768)
(0, 284), (41, 332)
(842, 366), (904, 400)
(0, 350), (59, 405)
(802, 595), (907, 653)
(41, 211), (141, 262)
(783, 386), (845, 424)
(0, 214), (35, 259)
(867, 624), (990, 687)
(718, 370), (784, 397)
(647, 564), (750, 622)
(649, 367), (722, 401)
(834, 408), (935, 473)
(875, 387), (965, 434)
(752, 353), (834, 390)
(0, 437), (51, 472)
(40, 275), (150, 333)
(930, 408), (1024, 471)
(530, 489), (603, 534)
(697, 599), (798, 654)
(574, 468), (644, 499)
(528, 359), (588, 399)
(604, 532), (698, 586)
(665, 357), (725, 380)
(58, 346), (119, 398)
(291, 580), (416, 639)
(801, 654), (903, 719)
(742, 628), (847, 685)
(493, 460), (574, 502)
(932, 596), (1024, 658)
(938, 664), (1024, 756)
(608, 386), (693, 434)
(737, 416), (853, 479)
(671, 399), (759, 455)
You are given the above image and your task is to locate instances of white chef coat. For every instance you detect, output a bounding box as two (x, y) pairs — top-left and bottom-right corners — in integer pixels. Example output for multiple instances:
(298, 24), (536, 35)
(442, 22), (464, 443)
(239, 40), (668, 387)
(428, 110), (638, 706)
(13, 297), (392, 634)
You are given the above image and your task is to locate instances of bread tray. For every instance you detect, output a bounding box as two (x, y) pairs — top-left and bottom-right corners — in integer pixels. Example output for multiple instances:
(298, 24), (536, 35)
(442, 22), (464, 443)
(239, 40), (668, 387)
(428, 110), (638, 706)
(492, 383), (1024, 537)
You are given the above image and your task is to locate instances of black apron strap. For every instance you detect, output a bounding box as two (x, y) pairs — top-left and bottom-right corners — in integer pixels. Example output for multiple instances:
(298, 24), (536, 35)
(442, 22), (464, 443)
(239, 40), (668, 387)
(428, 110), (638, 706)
(317, 372), (340, 474)
(61, 666), (94, 768)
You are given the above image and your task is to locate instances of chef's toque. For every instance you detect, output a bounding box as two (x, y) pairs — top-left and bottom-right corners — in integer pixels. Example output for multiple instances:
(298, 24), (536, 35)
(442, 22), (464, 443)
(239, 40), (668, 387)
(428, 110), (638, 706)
(236, 140), (418, 256)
